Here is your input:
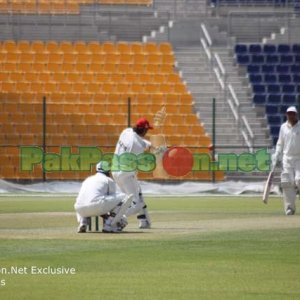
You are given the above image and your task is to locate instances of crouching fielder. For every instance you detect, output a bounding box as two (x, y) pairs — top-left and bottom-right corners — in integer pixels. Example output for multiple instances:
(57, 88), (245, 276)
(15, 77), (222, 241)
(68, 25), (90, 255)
(112, 118), (153, 229)
(273, 106), (300, 215)
(74, 161), (132, 233)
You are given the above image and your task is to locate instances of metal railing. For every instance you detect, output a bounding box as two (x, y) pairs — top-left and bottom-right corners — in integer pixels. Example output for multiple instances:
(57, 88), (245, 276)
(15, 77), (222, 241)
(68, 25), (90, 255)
(200, 22), (254, 150)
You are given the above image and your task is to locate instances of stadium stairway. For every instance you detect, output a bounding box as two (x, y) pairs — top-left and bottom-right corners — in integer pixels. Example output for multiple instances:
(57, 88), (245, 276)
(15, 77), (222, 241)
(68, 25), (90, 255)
(173, 46), (243, 148)
(263, 17), (300, 44)
(152, 0), (208, 18)
(213, 46), (271, 146)
(210, 0), (296, 17)
(171, 46), (272, 181)
(144, 1), (278, 181)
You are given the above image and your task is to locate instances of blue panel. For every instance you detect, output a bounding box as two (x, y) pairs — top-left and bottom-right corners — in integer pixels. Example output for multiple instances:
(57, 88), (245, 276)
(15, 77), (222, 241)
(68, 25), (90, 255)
(277, 44), (291, 53)
(253, 94), (266, 104)
(267, 94), (281, 104)
(263, 44), (276, 54)
(235, 44), (247, 54)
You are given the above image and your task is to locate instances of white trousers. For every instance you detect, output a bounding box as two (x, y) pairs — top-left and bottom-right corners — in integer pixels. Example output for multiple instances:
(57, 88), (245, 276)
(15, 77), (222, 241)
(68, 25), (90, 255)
(74, 193), (125, 225)
(281, 158), (300, 214)
(112, 171), (145, 216)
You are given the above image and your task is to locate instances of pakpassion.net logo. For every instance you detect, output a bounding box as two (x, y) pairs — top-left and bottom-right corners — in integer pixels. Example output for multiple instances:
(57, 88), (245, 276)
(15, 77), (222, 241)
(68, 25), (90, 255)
(20, 146), (271, 177)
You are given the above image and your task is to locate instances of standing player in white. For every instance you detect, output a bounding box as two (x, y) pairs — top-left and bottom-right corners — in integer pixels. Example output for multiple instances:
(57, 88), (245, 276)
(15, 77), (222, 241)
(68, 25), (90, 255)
(112, 118), (153, 229)
(273, 106), (300, 215)
(74, 161), (133, 233)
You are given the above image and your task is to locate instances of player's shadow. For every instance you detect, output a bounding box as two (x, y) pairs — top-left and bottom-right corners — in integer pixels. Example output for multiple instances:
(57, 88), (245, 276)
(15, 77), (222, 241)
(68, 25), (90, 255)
(87, 231), (150, 234)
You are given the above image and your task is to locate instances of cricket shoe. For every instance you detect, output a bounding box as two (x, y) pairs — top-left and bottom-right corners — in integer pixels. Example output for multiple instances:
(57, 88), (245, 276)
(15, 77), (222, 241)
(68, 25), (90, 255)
(110, 194), (133, 227)
(138, 206), (151, 229)
(77, 224), (87, 233)
(117, 216), (128, 230)
(102, 217), (122, 233)
(102, 225), (122, 233)
(286, 208), (295, 215)
(139, 219), (151, 229)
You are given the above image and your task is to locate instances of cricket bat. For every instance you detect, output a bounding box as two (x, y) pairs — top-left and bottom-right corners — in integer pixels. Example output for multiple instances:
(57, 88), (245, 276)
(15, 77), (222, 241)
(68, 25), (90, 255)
(262, 166), (276, 204)
(150, 106), (168, 179)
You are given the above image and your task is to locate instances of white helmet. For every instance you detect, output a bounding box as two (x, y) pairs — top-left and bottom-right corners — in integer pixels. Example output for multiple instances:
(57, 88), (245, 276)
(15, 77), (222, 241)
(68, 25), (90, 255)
(96, 161), (110, 176)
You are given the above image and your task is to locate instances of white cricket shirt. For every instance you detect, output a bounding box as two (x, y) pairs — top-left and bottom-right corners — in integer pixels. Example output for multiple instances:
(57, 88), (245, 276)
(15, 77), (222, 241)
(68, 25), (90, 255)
(75, 173), (116, 206)
(114, 128), (151, 156)
(276, 121), (300, 161)
(113, 128), (151, 174)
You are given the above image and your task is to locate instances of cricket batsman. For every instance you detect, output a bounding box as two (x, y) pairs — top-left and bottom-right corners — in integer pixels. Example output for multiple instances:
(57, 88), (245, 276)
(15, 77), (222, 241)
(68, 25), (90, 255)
(272, 106), (300, 215)
(112, 117), (153, 229)
(74, 161), (133, 233)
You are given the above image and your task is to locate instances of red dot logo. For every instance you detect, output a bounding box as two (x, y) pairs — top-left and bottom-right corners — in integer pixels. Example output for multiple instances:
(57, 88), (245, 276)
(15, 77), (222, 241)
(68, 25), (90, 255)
(162, 147), (193, 177)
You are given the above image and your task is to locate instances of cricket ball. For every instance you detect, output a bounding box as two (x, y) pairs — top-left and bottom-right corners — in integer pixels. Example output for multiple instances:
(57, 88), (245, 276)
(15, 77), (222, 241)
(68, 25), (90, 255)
(162, 147), (193, 177)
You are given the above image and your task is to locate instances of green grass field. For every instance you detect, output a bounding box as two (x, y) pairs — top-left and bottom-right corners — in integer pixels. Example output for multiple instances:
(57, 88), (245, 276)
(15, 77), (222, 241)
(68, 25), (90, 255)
(0, 195), (300, 300)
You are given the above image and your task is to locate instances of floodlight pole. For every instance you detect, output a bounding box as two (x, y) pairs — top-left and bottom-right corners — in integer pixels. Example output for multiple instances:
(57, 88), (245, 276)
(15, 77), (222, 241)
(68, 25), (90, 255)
(212, 98), (216, 183)
(42, 96), (47, 182)
(128, 97), (131, 128)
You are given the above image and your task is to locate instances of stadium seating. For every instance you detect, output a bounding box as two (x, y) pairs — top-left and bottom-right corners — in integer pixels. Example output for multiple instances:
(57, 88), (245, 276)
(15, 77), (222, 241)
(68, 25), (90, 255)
(0, 40), (223, 181)
(211, 0), (288, 5)
(235, 43), (300, 145)
(0, 0), (153, 14)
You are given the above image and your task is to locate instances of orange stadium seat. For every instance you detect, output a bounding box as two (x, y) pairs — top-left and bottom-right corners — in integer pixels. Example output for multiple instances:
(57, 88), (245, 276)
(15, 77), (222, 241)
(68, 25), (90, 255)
(130, 42), (143, 54)
(52, 72), (66, 82)
(77, 53), (92, 64)
(18, 40), (31, 53)
(73, 82), (87, 93)
(10, 72), (23, 81)
(35, 53), (49, 63)
(59, 41), (74, 53)
(15, 82), (30, 92)
(102, 42), (116, 53)
(6, 52), (19, 62)
(74, 41), (88, 53)
(87, 41), (102, 54)
(67, 72), (81, 82)
(119, 54), (134, 64)
(63, 53), (77, 63)
(117, 42), (131, 53)
(94, 73), (110, 83)
(81, 73), (93, 82)
(20, 52), (35, 62)
(0, 1), (80, 14)
(51, 1), (66, 14)
(143, 42), (159, 53)
(32, 62), (47, 72)
(20, 63), (31, 73)
(159, 42), (173, 54)
(3, 40), (17, 52)
(116, 62), (128, 73)
(61, 62), (74, 72)
(31, 41), (45, 53)
(49, 53), (63, 63)
(46, 41), (59, 53)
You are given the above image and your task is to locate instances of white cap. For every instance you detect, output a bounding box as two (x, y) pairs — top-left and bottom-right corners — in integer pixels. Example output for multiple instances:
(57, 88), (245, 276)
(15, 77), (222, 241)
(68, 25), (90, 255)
(286, 106), (298, 113)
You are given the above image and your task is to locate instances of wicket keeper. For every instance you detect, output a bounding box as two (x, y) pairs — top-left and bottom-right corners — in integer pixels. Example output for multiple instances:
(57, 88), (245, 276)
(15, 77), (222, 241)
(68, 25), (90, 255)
(74, 161), (133, 233)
